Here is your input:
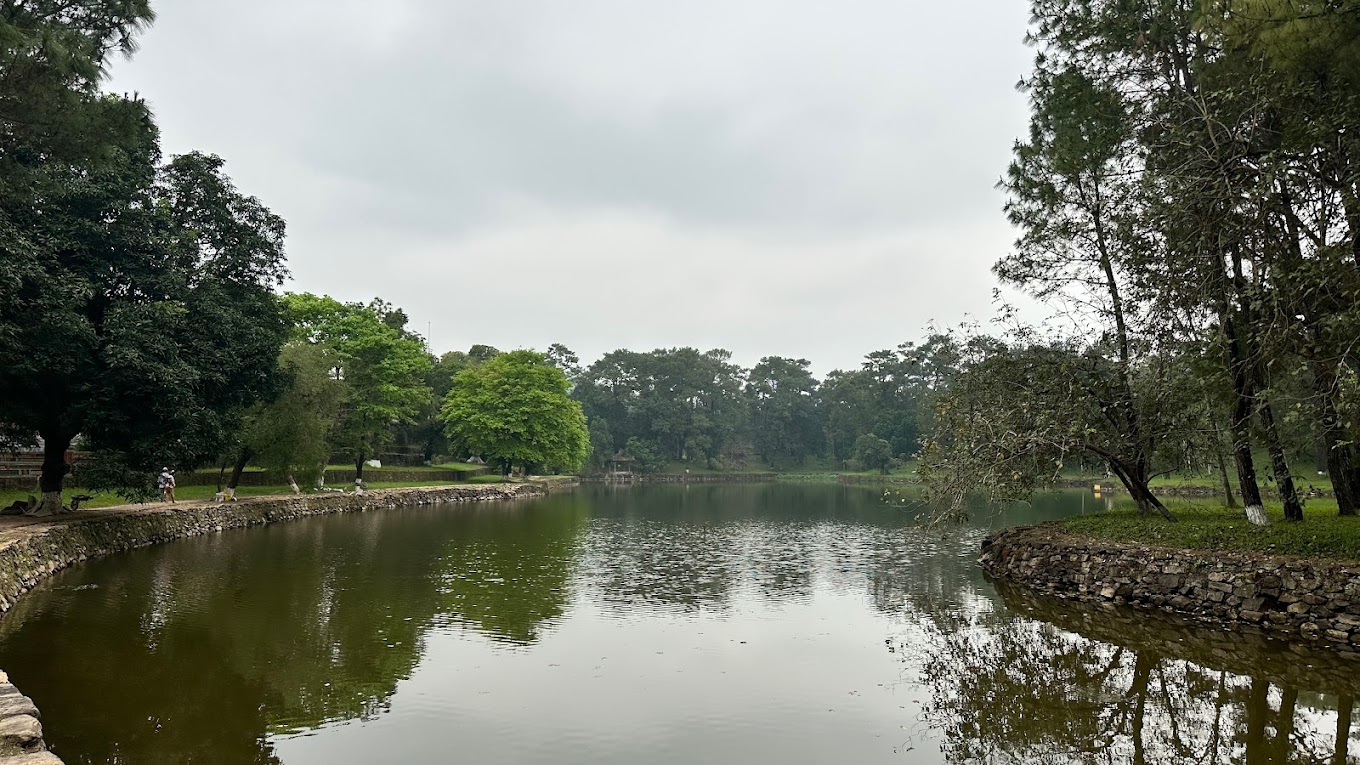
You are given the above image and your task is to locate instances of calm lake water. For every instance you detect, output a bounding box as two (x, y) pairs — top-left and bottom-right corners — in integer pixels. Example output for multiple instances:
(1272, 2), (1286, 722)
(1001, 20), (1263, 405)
(0, 484), (1357, 764)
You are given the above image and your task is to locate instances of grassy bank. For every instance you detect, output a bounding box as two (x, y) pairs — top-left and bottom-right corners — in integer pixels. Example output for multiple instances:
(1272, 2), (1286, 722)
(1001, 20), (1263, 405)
(1061, 497), (1360, 561)
(0, 475), (505, 513)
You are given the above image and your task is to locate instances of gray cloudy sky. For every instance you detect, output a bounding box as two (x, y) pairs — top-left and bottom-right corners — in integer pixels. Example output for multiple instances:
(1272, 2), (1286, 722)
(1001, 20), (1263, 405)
(111, 0), (1034, 374)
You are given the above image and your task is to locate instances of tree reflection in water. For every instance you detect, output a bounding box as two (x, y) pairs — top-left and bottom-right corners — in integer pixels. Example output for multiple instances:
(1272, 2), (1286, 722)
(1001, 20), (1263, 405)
(900, 581), (1360, 764)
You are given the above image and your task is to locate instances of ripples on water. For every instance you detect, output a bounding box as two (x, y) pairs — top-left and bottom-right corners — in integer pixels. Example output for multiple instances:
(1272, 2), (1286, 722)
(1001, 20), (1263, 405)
(0, 485), (1355, 764)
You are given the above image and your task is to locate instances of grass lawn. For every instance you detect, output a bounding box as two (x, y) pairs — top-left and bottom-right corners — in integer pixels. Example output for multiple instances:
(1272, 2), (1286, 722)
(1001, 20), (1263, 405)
(1061, 497), (1360, 561)
(0, 478), (503, 513)
(325, 463), (485, 472)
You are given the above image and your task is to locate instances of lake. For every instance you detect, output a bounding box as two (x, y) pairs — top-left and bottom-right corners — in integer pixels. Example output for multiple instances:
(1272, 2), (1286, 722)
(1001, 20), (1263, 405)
(0, 484), (1355, 764)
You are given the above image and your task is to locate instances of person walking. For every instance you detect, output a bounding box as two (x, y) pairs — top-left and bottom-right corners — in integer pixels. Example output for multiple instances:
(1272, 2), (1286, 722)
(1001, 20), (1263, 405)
(159, 467), (176, 503)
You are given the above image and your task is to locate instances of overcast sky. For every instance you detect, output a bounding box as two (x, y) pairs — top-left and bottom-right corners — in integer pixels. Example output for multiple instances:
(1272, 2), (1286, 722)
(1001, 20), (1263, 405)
(110, 0), (1035, 374)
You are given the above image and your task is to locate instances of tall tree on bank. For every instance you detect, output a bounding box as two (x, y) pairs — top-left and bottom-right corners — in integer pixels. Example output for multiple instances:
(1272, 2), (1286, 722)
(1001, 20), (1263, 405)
(441, 350), (590, 476)
(0, 135), (290, 513)
(921, 335), (1201, 520)
(991, 0), (1360, 521)
(223, 342), (344, 494)
(574, 348), (749, 468)
(747, 357), (822, 467)
(995, 60), (1176, 516)
(284, 294), (432, 480)
(1211, 0), (1360, 515)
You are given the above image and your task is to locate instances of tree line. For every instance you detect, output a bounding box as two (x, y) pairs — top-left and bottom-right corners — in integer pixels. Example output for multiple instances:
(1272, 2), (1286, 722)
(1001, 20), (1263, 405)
(569, 342), (952, 475)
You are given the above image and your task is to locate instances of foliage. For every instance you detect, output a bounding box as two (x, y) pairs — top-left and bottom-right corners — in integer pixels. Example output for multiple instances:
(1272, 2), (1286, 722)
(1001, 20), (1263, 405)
(923, 0), (1360, 524)
(851, 433), (894, 475)
(0, 3), (291, 512)
(574, 347), (748, 468)
(821, 337), (954, 461)
(545, 343), (582, 381)
(283, 294), (432, 471)
(622, 437), (669, 474)
(0, 132), (289, 499)
(747, 357), (822, 466)
(240, 342), (344, 486)
(921, 332), (1217, 520)
(586, 417), (614, 472)
(440, 350), (590, 474)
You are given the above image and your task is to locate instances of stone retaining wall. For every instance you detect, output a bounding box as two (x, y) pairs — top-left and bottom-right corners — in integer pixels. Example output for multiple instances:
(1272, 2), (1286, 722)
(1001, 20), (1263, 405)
(993, 579), (1360, 693)
(0, 669), (56, 764)
(0, 483), (542, 765)
(982, 523), (1360, 654)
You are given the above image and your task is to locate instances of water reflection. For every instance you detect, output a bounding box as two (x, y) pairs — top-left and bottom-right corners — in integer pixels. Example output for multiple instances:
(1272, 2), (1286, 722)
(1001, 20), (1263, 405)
(435, 497), (588, 644)
(902, 580), (1360, 764)
(0, 501), (587, 763)
(0, 485), (1352, 764)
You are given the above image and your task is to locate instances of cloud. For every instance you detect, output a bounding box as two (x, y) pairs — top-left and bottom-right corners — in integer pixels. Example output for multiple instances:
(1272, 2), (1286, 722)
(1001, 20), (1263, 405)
(109, 0), (1035, 374)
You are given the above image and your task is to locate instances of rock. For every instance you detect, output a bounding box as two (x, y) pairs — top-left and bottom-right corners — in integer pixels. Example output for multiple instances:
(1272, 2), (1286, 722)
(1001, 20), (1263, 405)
(0, 714), (42, 753)
(1288, 602), (1311, 615)
(0, 695), (38, 720)
(1240, 610), (1264, 622)
(0, 753), (63, 765)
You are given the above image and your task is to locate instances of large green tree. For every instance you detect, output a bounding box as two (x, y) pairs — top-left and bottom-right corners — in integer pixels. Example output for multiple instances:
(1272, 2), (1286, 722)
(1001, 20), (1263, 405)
(224, 342), (344, 493)
(441, 350), (590, 475)
(573, 347), (749, 468)
(747, 356), (822, 467)
(0, 132), (289, 513)
(1, 1), (291, 513)
(283, 294), (432, 479)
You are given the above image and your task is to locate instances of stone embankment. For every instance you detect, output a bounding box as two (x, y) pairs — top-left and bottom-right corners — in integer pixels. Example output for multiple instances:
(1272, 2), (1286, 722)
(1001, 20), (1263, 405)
(983, 523), (1360, 654)
(0, 483), (542, 765)
(994, 579), (1360, 693)
(0, 669), (55, 764)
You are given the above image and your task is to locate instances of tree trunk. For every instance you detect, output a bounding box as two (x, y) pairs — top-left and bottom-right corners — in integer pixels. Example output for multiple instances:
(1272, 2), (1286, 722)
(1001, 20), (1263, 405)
(27, 431), (73, 517)
(1277, 685), (1298, 762)
(1245, 677), (1269, 765)
(1259, 397), (1304, 522)
(227, 449), (252, 491)
(1314, 362), (1360, 516)
(1223, 311), (1266, 521)
(1130, 652), (1153, 765)
(1335, 694), (1354, 765)
(1213, 427), (1237, 509)
(355, 457), (365, 481)
(1104, 455), (1175, 520)
(1221, 249), (1267, 523)
(1330, 443), (1360, 518)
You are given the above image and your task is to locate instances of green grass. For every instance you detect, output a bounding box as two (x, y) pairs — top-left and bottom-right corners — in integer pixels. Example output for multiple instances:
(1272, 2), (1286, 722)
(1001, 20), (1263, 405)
(1061, 497), (1360, 561)
(430, 462), (486, 472)
(0, 478), (507, 512)
(325, 463), (485, 473)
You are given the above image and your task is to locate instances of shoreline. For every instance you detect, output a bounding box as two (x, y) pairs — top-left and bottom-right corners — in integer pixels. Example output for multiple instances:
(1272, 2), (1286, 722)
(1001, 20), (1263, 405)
(982, 523), (1360, 655)
(0, 483), (545, 764)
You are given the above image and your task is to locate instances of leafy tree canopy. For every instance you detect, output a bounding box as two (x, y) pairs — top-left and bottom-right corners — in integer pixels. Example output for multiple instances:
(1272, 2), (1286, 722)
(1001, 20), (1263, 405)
(282, 293), (431, 474)
(441, 350), (590, 475)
